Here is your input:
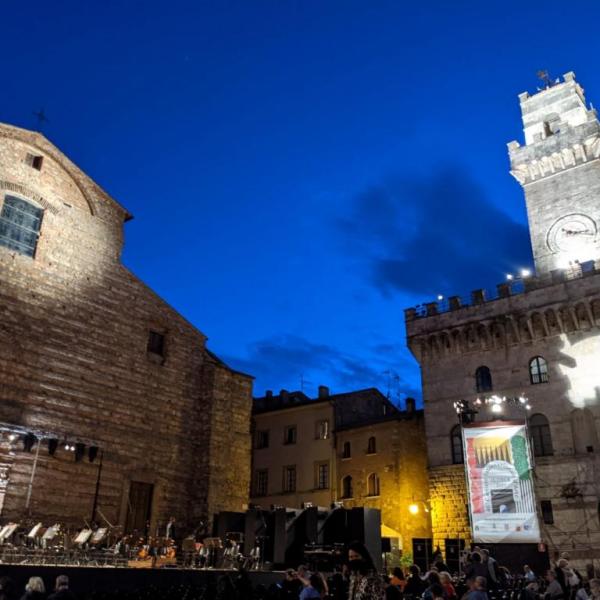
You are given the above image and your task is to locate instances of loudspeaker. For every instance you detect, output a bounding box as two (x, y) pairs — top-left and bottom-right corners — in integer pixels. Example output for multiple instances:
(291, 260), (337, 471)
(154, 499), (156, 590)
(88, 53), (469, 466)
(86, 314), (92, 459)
(320, 507), (348, 545)
(382, 537), (392, 553)
(243, 509), (265, 556)
(444, 538), (465, 573)
(271, 508), (287, 566)
(348, 507), (382, 571)
(412, 538), (433, 572)
(213, 511), (245, 539)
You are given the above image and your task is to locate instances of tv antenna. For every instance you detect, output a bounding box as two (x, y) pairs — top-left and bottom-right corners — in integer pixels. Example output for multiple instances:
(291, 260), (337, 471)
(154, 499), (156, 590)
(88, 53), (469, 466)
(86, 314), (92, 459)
(33, 108), (49, 132)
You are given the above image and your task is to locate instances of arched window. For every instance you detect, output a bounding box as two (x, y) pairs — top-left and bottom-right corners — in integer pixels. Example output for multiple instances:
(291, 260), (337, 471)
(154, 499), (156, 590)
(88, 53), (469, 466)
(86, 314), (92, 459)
(342, 441), (351, 459)
(367, 473), (380, 497)
(475, 366), (493, 392)
(529, 357), (549, 384)
(367, 436), (377, 454)
(341, 475), (353, 499)
(0, 195), (44, 257)
(450, 425), (464, 464)
(530, 414), (553, 457)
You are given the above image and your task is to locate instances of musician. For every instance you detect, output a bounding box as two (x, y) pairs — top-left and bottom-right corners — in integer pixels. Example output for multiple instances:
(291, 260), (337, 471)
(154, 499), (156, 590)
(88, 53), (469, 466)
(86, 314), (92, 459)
(165, 516), (177, 541)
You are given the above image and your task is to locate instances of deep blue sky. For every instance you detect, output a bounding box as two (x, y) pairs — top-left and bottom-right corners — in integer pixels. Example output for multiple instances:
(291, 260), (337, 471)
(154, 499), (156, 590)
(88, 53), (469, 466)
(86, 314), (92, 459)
(3, 1), (600, 404)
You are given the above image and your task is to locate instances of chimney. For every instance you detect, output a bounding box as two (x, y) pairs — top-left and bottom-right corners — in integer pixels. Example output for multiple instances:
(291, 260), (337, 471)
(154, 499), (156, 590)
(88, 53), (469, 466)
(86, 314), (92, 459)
(265, 390), (273, 398)
(405, 397), (415, 414)
(280, 389), (289, 403)
(318, 385), (329, 399)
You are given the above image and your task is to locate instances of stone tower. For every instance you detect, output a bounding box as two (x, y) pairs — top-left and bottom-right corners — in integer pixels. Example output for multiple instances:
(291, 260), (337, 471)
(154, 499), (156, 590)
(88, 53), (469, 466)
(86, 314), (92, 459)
(509, 71), (600, 275)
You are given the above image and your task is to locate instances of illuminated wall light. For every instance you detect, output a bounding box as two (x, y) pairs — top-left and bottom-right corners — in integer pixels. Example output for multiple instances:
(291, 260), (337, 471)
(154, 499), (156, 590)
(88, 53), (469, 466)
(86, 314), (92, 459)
(408, 503), (419, 515)
(8, 434), (17, 442)
(521, 268), (531, 278)
(491, 403), (502, 414)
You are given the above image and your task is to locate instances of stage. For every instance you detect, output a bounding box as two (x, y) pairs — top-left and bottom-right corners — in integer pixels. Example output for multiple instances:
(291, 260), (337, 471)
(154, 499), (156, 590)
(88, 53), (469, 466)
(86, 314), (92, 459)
(0, 564), (283, 596)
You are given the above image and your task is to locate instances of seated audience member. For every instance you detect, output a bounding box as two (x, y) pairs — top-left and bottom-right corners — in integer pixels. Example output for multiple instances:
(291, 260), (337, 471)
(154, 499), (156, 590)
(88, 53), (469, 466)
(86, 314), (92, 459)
(20, 578), (45, 600)
(440, 572), (456, 600)
(545, 570), (565, 600)
(47, 576), (75, 600)
(467, 577), (489, 600)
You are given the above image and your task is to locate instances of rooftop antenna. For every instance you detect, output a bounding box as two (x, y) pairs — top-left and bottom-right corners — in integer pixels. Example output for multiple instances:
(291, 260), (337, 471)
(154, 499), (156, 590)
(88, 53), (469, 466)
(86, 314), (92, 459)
(32, 108), (49, 132)
(300, 373), (313, 393)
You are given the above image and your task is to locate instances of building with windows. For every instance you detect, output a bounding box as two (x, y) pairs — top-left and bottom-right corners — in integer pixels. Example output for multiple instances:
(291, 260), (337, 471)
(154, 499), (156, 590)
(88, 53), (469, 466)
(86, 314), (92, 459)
(405, 72), (600, 562)
(0, 122), (253, 533)
(251, 386), (430, 551)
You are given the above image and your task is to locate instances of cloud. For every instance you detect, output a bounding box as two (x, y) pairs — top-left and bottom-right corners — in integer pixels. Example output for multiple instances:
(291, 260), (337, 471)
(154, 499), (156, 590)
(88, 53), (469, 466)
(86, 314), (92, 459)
(224, 334), (420, 401)
(339, 166), (532, 297)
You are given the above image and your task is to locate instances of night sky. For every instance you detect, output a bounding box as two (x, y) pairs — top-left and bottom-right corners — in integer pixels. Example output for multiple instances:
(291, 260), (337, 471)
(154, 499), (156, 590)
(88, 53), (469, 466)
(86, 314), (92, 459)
(3, 1), (600, 404)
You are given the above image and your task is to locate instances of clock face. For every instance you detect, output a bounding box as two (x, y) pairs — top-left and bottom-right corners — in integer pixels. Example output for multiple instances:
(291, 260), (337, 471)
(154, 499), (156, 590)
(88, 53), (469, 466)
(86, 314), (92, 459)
(547, 214), (597, 256)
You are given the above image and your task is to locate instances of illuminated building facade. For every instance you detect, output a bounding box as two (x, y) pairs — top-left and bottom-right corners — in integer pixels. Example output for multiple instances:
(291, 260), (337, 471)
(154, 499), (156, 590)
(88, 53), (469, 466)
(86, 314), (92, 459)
(251, 387), (430, 551)
(405, 72), (600, 563)
(0, 122), (253, 533)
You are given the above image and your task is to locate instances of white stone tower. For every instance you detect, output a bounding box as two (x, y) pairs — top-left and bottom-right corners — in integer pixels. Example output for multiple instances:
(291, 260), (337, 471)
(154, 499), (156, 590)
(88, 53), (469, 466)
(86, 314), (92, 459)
(509, 71), (600, 275)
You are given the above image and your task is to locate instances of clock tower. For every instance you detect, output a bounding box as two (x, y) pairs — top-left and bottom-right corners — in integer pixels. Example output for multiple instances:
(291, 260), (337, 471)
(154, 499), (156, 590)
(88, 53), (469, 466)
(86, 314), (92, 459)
(509, 71), (600, 275)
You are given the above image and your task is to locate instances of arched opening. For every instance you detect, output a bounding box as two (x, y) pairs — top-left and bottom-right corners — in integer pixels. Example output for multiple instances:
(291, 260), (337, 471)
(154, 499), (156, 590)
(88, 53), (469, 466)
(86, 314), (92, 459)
(0, 195), (44, 257)
(367, 473), (380, 497)
(529, 356), (549, 384)
(367, 436), (377, 454)
(341, 475), (353, 499)
(342, 441), (351, 459)
(529, 414), (553, 457)
(475, 366), (493, 392)
(450, 425), (464, 464)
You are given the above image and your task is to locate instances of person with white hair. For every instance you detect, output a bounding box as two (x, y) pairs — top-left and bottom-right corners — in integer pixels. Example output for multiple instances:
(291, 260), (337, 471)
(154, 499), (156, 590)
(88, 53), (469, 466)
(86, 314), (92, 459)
(20, 577), (45, 600)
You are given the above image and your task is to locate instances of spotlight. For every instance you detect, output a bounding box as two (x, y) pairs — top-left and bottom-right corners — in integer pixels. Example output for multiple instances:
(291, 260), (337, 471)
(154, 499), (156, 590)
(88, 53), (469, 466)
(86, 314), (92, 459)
(506, 274), (514, 281)
(437, 295), (444, 301)
(408, 503), (419, 515)
(22, 433), (37, 452)
(491, 403), (502, 414)
(64, 443), (70, 451)
(48, 439), (58, 456)
(8, 434), (17, 442)
(521, 268), (531, 278)
(88, 446), (99, 463)
(74, 443), (85, 462)
(525, 404), (532, 410)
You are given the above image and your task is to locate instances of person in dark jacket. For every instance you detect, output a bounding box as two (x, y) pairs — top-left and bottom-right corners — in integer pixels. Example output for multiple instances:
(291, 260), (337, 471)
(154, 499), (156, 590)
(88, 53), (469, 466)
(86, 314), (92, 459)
(47, 576), (75, 600)
(404, 565), (427, 598)
(0, 577), (16, 600)
(20, 577), (45, 600)
(465, 553), (488, 582)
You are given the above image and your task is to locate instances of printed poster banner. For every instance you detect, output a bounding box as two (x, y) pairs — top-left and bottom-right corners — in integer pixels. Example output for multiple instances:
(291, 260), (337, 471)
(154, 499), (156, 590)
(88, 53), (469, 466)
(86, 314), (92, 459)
(463, 421), (541, 544)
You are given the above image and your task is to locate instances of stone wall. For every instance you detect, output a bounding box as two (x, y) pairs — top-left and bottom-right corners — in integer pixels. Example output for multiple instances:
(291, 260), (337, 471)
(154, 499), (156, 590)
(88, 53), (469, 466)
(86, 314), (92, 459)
(429, 465), (471, 552)
(0, 123), (252, 534)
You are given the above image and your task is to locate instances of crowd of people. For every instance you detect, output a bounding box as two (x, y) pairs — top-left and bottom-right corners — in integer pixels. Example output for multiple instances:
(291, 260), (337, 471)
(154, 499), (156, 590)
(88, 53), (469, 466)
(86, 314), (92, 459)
(0, 546), (598, 600)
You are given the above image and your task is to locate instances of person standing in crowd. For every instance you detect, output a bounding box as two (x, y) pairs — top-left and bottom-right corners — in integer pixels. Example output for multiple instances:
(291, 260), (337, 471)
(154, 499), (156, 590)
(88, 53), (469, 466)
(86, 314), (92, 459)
(47, 576), (75, 600)
(383, 576), (402, 600)
(165, 516), (177, 540)
(430, 583), (446, 600)
(589, 579), (600, 600)
(480, 550), (498, 589)
(280, 570), (303, 599)
(347, 541), (385, 600)
(467, 577), (489, 600)
(432, 549), (450, 573)
(19, 578), (45, 600)
(440, 571), (457, 600)
(465, 553), (488, 582)
(545, 570), (565, 600)
(0, 577), (15, 600)
(423, 571), (443, 600)
(404, 565), (426, 598)
(390, 568), (405, 592)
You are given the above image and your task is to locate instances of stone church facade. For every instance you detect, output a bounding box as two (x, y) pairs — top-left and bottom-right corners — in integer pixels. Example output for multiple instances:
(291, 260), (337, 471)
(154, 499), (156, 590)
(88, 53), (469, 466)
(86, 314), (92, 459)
(405, 72), (600, 563)
(0, 122), (252, 534)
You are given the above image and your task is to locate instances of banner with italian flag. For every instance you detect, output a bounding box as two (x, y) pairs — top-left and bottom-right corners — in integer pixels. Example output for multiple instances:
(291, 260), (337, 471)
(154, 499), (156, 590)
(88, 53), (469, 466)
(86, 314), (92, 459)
(463, 421), (540, 543)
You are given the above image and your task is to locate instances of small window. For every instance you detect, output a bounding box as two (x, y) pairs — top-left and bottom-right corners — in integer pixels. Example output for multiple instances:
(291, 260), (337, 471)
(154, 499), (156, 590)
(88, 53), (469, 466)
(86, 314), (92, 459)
(25, 153), (44, 171)
(0, 195), (44, 257)
(342, 441), (351, 459)
(367, 436), (377, 454)
(475, 366), (493, 392)
(255, 470), (268, 497)
(315, 462), (329, 490)
(541, 500), (554, 525)
(256, 430), (269, 449)
(283, 465), (296, 493)
(284, 425), (297, 445)
(530, 413), (553, 457)
(315, 419), (329, 440)
(451, 425), (464, 464)
(529, 356), (549, 384)
(341, 475), (353, 499)
(367, 473), (380, 497)
(147, 330), (165, 356)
